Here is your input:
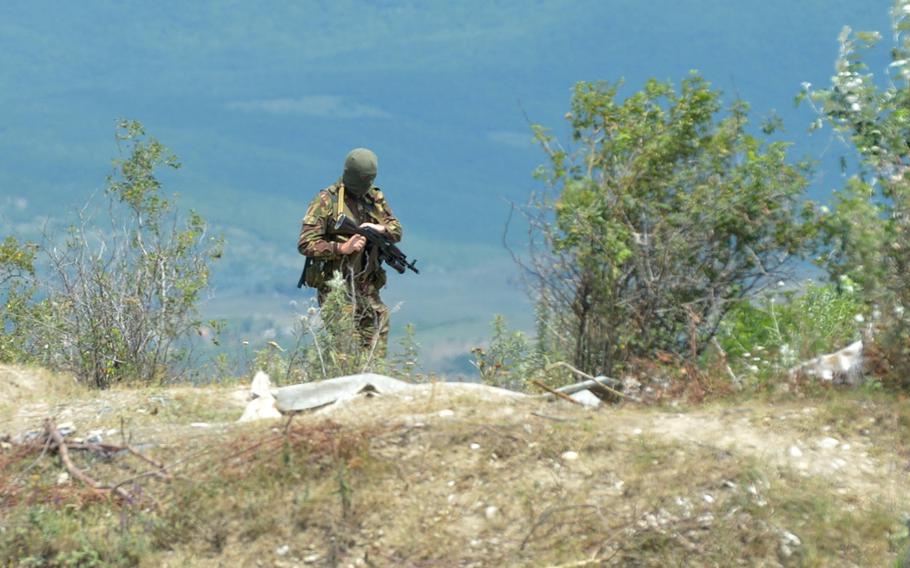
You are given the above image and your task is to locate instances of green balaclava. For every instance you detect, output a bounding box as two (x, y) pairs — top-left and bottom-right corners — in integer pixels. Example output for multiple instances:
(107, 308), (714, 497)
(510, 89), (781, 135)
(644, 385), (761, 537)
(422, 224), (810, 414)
(342, 148), (378, 197)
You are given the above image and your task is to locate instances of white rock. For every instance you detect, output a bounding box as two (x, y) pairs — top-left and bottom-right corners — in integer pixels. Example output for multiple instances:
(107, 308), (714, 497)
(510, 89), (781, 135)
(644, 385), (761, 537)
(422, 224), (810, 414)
(56, 472), (70, 485)
(57, 422), (76, 437)
(469, 443), (481, 450)
(841, 443), (851, 451)
(438, 409), (455, 418)
(788, 445), (803, 458)
(484, 506), (498, 519)
(703, 494), (715, 504)
(632, 428), (643, 436)
(190, 422), (212, 428)
(697, 513), (714, 526)
(276, 545), (290, 556)
(303, 553), (321, 563)
(817, 437), (839, 449)
(561, 451), (579, 461)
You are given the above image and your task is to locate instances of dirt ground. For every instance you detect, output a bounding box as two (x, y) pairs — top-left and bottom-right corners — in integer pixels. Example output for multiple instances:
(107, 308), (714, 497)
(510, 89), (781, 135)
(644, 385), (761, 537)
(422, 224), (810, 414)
(2, 365), (909, 566)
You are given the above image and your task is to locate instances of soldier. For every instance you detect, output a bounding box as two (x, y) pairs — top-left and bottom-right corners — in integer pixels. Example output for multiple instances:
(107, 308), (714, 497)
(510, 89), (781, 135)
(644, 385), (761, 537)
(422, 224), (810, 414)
(297, 148), (402, 355)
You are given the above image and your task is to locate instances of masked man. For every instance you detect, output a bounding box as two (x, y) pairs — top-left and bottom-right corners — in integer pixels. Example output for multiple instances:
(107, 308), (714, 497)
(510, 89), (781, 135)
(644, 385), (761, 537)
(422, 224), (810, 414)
(297, 148), (402, 355)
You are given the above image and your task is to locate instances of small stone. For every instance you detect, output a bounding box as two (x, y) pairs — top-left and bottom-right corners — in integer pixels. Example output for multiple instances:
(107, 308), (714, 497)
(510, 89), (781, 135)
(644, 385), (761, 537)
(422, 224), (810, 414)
(438, 409), (455, 418)
(780, 530), (801, 546)
(561, 451), (579, 461)
(190, 422), (211, 429)
(276, 545), (290, 556)
(697, 513), (714, 526)
(56, 472), (70, 485)
(788, 446), (803, 458)
(841, 443), (851, 451)
(447, 480), (456, 487)
(831, 458), (848, 470)
(484, 506), (498, 519)
(817, 437), (839, 449)
(303, 553), (321, 563)
(448, 494), (456, 503)
(469, 443), (480, 450)
(632, 428), (643, 435)
(721, 480), (737, 490)
(57, 422), (76, 437)
(703, 494), (715, 504)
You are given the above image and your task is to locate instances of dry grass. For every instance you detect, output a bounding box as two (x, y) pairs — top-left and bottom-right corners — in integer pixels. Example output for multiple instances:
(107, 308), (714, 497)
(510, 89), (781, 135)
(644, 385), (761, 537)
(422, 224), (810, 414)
(0, 370), (908, 567)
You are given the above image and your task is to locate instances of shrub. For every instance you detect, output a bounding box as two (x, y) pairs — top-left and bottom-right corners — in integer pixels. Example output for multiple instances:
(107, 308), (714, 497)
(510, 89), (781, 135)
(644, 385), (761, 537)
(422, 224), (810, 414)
(717, 281), (866, 385)
(518, 74), (813, 376)
(1, 121), (222, 387)
(800, 0), (910, 387)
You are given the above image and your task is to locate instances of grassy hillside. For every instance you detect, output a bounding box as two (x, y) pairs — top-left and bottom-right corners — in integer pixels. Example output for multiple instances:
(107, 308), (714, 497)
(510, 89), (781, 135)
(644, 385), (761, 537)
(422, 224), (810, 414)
(2, 366), (908, 566)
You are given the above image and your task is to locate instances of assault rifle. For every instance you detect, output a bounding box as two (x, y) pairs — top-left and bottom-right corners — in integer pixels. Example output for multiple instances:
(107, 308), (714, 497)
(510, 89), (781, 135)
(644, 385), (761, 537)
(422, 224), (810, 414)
(333, 214), (419, 275)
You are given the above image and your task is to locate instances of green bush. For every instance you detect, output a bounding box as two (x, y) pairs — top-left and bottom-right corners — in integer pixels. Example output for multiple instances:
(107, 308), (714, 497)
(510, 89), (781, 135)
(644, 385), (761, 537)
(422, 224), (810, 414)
(519, 73), (814, 377)
(717, 281), (865, 385)
(471, 314), (541, 391)
(801, 0), (910, 388)
(0, 121), (223, 387)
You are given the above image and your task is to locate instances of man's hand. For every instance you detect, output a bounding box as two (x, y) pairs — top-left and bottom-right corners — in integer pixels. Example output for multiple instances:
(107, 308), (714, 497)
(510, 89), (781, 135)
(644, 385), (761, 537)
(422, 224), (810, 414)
(338, 234), (367, 255)
(359, 222), (386, 233)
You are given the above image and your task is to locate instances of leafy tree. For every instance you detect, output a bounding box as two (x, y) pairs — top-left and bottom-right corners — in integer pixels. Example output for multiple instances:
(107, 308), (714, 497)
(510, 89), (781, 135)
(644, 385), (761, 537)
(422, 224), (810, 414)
(800, 0), (910, 386)
(520, 73), (813, 376)
(0, 236), (38, 362)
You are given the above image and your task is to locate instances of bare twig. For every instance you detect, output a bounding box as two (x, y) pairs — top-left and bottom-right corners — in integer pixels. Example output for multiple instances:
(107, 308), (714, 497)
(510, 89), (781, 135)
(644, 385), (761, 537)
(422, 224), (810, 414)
(529, 379), (583, 406)
(546, 361), (641, 402)
(520, 504), (598, 550)
(44, 419), (134, 504)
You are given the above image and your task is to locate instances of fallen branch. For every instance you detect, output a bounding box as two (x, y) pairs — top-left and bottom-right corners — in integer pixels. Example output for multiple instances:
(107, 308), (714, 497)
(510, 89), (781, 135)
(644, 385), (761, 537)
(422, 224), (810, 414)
(530, 412), (578, 423)
(547, 361), (642, 403)
(44, 419), (134, 504)
(529, 379), (583, 406)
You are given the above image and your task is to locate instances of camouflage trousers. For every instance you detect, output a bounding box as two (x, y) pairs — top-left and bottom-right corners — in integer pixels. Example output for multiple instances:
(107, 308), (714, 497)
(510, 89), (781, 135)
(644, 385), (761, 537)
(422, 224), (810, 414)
(317, 285), (390, 358)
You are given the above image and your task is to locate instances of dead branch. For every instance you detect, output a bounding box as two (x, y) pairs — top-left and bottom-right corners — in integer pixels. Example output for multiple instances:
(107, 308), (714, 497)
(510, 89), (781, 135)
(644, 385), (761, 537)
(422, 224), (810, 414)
(547, 361), (642, 403)
(529, 379), (583, 406)
(44, 419), (134, 504)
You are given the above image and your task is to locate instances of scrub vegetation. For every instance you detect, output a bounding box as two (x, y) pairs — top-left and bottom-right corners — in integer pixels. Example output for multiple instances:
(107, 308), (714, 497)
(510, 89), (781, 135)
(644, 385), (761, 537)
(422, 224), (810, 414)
(2, 2), (910, 566)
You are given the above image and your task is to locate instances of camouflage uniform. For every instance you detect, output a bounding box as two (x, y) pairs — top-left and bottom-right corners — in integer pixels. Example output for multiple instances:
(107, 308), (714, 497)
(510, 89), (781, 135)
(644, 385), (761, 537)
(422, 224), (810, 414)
(297, 181), (402, 355)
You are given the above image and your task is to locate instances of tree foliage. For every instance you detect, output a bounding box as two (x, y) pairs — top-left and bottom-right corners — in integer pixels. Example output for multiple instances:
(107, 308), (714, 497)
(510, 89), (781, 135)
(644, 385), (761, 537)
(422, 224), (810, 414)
(522, 74), (813, 375)
(801, 0), (910, 385)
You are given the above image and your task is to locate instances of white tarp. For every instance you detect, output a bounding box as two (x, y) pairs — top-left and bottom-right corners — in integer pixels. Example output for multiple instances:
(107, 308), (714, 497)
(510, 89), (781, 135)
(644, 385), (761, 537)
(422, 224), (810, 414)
(274, 373), (414, 412)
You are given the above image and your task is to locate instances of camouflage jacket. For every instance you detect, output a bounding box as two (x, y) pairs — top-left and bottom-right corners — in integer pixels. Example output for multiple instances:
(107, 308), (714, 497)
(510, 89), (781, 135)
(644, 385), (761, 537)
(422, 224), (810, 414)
(297, 182), (402, 287)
